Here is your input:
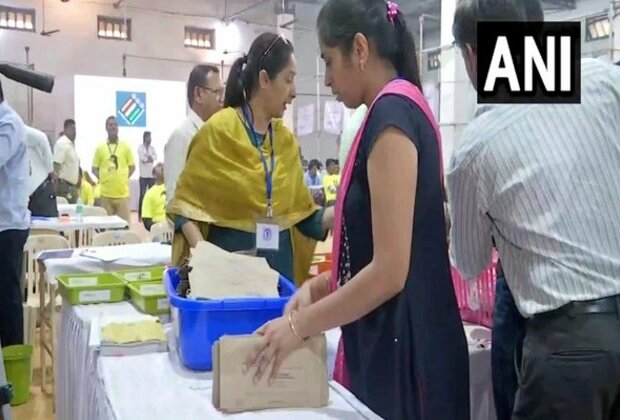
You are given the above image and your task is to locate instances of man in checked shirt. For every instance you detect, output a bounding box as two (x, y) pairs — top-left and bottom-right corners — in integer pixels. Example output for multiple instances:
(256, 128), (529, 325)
(449, 0), (620, 419)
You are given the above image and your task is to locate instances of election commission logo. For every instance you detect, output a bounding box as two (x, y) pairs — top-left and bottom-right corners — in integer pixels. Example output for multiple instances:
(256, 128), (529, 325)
(263, 227), (273, 241)
(477, 21), (580, 104)
(116, 91), (147, 127)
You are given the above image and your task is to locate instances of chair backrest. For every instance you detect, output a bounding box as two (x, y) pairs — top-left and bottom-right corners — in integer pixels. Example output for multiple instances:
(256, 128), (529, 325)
(149, 222), (173, 243)
(56, 196), (69, 205)
(76, 207), (108, 247)
(22, 235), (71, 301)
(92, 230), (143, 247)
(83, 206), (108, 217)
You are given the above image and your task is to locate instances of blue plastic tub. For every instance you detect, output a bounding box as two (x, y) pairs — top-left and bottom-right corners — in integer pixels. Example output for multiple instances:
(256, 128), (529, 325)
(165, 267), (296, 371)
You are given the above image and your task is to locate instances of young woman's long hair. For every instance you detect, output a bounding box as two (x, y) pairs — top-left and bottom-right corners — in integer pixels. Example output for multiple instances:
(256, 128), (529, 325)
(317, 0), (422, 90)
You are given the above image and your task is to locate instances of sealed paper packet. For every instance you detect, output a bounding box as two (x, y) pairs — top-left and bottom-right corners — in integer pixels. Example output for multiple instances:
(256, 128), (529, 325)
(213, 334), (329, 413)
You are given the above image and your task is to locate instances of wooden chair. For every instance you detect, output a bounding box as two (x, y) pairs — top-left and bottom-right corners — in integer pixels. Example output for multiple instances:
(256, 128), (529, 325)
(91, 230), (142, 247)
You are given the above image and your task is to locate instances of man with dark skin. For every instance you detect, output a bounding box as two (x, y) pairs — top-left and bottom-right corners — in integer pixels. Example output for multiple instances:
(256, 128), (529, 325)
(92, 116), (135, 222)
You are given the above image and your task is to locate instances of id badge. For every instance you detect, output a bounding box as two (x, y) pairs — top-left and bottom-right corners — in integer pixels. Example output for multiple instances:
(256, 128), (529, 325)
(256, 221), (279, 251)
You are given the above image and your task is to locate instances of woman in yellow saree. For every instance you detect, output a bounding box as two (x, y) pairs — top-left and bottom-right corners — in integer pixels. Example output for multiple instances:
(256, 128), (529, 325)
(168, 32), (332, 284)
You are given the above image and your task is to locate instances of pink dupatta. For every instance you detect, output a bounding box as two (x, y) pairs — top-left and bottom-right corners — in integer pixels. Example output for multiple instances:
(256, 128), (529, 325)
(330, 79), (444, 388)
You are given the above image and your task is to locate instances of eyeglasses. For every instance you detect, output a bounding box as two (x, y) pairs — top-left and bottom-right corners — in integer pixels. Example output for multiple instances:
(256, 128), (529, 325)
(198, 85), (224, 98)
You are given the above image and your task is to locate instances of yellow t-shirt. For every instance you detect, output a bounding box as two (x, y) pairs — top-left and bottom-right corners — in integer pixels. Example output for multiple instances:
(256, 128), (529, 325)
(92, 141), (135, 199)
(141, 183), (166, 223)
(80, 182), (95, 206)
(323, 174), (341, 203)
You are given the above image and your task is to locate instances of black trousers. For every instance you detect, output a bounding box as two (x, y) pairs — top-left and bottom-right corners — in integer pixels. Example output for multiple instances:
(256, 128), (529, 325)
(513, 300), (620, 420)
(0, 229), (29, 347)
(138, 177), (155, 220)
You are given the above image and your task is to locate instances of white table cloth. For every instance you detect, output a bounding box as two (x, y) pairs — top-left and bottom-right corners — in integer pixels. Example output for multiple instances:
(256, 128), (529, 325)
(31, 215), (127, 232)
(58, 301), (494, 420)
(94, 352), (380, 420)
(49, 243), (171, 420)
(57, 300), (342, 420)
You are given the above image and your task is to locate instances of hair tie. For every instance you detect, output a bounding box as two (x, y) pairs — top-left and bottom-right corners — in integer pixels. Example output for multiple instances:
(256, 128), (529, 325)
(242, 54), (248, 64)
(386, 1), (399, 23)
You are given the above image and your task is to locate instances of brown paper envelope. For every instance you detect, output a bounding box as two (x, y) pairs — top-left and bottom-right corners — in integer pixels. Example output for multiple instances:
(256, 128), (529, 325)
(212, 341), (221, 408)
(212, 334), (329, 413)
(189, 241), (279, 299)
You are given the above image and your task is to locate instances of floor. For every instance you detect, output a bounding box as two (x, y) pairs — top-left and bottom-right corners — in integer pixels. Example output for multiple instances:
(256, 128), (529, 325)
(11, 331), (53, 420)
(8, 212), (333, 420)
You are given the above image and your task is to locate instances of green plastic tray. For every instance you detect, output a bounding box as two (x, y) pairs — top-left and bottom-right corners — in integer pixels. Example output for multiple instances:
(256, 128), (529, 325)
(56, 273), (126, 305)
(114, 266), (166, 283)
(126, 281), (169, 315)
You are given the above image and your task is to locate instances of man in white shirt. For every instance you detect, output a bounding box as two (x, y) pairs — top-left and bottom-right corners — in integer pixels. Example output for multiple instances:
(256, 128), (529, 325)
(137, 130), (156, 220)
(0, 82), (30, 346)
(25, 125), (57, 217)
(164, 65), (223, 204)
(449, 0), (620, 418)
(339, 104), (367, 167)
(54, 119), (80, 203)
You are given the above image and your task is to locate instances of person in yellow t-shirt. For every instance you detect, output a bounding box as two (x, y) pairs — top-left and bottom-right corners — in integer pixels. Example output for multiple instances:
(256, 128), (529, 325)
(141, 163), (166, 231)
(79, 169), (95, 206)
(322, 159), (341, 206)
(91, 116), (135, 222)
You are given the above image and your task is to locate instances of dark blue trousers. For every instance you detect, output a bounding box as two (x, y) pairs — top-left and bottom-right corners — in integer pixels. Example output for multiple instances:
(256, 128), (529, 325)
(492, 267), (527, 420)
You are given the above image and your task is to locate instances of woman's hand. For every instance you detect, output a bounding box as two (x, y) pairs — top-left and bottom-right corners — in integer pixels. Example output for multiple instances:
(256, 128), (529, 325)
(321, 206), (335, 231)
(245, 314), (305, 384)
(181, 220), (204, 248)
(285, 272), (330, 315)
(284, 281), (312, 315)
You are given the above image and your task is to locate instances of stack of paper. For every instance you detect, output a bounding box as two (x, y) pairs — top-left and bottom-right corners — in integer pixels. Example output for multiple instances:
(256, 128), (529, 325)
(188, 241), (279, 299)
(213, 334), (329, 413)
(100, 319), (168, 356)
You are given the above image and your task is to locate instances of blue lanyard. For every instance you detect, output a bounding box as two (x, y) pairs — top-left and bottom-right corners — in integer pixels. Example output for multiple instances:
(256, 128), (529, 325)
(242, 104), (275, 218)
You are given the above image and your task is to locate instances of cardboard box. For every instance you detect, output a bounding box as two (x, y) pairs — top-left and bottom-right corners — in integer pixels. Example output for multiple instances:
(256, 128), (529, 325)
(213, 334), (329, 413)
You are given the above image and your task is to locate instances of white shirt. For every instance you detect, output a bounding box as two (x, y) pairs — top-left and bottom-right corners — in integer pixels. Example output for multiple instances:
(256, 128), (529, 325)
(138, 144), (157, 178)
(339, 105), (367, 166)
(53, 135), (80, 185)
(0, 101), (30, 232)
(447, 58), (620, 317)
(164, 109), (204, 204)
(25, 126), (54, 196)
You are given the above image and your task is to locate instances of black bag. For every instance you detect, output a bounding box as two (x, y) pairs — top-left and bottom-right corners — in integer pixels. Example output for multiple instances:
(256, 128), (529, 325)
(28, 177), (59, 217)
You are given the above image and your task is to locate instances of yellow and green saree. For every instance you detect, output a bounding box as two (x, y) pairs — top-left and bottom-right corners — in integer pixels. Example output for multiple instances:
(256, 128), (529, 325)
(167, 107), (324, 285)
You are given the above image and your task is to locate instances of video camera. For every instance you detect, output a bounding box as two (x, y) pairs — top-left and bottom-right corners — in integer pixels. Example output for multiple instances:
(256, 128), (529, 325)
(0, 62), (54, 93)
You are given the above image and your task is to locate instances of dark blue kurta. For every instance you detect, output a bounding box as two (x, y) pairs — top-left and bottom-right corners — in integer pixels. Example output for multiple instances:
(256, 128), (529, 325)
(338, 94), (470, 420)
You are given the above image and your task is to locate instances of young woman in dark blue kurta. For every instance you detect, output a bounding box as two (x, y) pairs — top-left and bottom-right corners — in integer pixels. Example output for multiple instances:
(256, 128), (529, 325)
(247, 1), (469, 419)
